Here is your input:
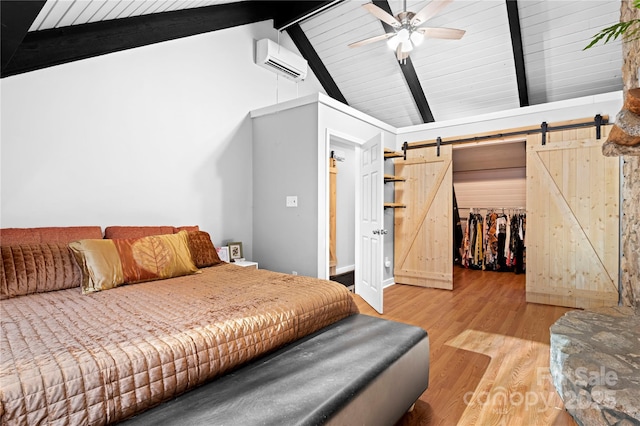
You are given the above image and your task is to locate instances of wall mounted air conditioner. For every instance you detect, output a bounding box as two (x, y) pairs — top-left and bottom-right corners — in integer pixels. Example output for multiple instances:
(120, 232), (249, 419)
(255, 38), (308, 82)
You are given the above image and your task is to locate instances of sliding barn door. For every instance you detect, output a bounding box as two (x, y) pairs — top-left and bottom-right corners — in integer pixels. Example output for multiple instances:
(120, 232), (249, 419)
(394, 145), (453, 290)
(526, 126), (619, 308)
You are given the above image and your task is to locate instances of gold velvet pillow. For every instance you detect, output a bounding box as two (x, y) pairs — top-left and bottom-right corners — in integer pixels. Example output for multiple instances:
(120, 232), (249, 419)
(68, 239), (124, 293)
(187, 231), (222, 268)
(69, 231), (198, 294)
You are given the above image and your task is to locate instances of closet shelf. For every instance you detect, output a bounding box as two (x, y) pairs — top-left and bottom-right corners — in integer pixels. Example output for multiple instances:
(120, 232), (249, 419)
(384, 148), (403, 159)
(384, 203), (406, 209)
(384, 174), (406, 183)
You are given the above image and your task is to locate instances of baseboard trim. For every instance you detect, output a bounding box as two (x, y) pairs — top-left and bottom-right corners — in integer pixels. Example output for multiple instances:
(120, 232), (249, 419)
(383, 278), (395, 289)
(335, 265), (355, 275)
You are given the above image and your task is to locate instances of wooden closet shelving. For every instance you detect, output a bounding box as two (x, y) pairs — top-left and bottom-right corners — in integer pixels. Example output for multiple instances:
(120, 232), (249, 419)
(384, 148), (403, 159)
(384, 174), (405, 182)
(384, 150), (406, 208)
(384, 203), (406, 209)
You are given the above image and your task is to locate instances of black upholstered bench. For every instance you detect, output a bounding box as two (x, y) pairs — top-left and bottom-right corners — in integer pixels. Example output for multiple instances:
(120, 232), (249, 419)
(124, 314), (430, 425)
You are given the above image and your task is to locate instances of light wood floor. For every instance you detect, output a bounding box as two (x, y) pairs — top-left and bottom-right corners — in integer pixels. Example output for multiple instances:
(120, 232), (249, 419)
(353, 266), (578, 426)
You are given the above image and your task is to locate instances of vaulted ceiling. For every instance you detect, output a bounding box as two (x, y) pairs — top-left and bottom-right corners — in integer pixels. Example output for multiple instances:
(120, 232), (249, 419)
(1, 0), (623, 128)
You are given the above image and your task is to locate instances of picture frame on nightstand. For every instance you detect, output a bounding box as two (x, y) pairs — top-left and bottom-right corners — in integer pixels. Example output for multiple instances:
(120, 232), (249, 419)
(227, 242), (243, 262)
(217, 246), (230, 262)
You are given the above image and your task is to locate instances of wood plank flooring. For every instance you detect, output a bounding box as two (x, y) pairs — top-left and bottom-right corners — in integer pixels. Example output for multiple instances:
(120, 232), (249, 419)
(353, 266), (578, 426)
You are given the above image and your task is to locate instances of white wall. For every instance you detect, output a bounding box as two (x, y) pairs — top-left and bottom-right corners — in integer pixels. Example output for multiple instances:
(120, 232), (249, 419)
(0, 20), (324, 257)
(397, 91), (623, 145)
(252, 103), (319, 276)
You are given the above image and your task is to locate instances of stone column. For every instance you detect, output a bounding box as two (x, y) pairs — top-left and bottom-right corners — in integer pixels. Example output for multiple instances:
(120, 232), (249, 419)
(603, 0), (640, 307)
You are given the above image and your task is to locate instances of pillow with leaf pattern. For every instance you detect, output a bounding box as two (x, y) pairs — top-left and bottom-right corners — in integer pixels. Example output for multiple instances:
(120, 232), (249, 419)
(69, 230), (198, 294)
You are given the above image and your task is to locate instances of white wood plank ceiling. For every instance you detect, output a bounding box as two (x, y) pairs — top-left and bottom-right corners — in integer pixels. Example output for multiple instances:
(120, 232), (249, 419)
(21, 0), (623, 128)
(29, 0), (237, 31)
(301, 0), (622, 127)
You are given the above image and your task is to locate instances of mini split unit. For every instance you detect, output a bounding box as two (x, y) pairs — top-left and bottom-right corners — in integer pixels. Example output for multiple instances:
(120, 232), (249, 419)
(255, 39), (308, 82)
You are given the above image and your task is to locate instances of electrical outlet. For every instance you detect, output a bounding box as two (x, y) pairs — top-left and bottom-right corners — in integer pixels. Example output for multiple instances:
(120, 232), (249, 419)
(292, 271), (298, 275)
(286, 196), (298, 207)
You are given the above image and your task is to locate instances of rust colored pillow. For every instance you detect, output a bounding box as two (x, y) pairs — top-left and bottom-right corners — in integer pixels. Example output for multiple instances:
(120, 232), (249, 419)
(0, 243), (82, 299)
(69, 231), (198, 294)
(104, 225), (200, 239)
(0, 226), (103, 245)
(187, 231), (222, 268)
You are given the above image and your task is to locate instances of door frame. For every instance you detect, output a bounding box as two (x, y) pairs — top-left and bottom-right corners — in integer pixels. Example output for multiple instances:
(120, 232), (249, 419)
(318, 128), (365, 279)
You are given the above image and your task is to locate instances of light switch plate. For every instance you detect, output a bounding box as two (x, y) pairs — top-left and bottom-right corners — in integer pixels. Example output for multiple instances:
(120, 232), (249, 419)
(286, 196), (298, 207)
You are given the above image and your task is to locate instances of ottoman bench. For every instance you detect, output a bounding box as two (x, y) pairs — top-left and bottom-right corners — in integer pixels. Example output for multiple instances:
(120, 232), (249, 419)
(124, 314), (430, 425)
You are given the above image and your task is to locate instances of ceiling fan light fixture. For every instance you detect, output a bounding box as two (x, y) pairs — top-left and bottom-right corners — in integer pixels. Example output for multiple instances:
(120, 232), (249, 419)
(387, 35), (401, 50)
(350, 0), (464, 61)
(410, 30), (424, 46)
(397, 28), (410, 42)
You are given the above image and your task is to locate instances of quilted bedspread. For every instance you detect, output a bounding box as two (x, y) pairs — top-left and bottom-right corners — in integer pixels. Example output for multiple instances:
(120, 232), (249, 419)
(0, 264), (358, 425)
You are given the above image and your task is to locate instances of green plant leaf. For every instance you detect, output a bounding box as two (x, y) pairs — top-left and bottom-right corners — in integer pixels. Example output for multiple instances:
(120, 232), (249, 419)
(584, 1), (640, 50)
(584, 20), (640, 50)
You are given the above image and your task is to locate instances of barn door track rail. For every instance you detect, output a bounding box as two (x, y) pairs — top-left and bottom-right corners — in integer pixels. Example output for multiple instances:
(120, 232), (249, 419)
(401, 115), (608, 158)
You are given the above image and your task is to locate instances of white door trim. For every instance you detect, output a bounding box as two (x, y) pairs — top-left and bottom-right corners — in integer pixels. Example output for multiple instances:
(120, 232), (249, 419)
(318, 128), (365, 279)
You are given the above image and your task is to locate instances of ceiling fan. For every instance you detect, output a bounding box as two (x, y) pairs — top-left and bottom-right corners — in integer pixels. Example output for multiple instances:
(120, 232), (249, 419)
(349, 0), (465, 62)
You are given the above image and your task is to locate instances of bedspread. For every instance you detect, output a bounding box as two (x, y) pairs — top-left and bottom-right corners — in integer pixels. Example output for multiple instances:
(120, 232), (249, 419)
(0, 264), (358, 425)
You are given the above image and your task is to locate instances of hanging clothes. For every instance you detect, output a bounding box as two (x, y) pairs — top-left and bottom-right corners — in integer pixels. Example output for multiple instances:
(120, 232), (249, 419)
(461, 211), (485, 270)
(510, 212), (526, 274)
(460, 208), (526, 274)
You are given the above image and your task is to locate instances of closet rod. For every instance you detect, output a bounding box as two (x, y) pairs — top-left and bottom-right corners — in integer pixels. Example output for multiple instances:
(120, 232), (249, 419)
(465, 207), (526, 211)
(401, 114), (608, 156)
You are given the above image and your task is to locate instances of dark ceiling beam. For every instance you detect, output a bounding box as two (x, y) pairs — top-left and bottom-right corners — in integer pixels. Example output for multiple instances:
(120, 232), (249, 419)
(1, 1), (333, 78)
(1, 1), (47, 75)
(399, 57), (434, 123)
(273, 1), (338, 30)
(373, 0), (434, 123)
(506, 0), (529, 107)
(286, 23), (348, 105)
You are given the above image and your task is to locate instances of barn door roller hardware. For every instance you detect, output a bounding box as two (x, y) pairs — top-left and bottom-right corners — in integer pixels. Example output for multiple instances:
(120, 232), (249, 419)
(541, 114), (604, 145)
(402, 115), (608, 152)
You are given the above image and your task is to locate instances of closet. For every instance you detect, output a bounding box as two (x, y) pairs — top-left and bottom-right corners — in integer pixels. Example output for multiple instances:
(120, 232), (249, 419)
(455, 140), (527, 274)
(250, 93), (396, 313)
(392, 119), (620, 309)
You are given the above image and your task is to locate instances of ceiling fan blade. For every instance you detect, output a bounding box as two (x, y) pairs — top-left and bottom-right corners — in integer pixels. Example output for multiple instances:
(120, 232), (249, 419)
(410, 0), (453, 26)
(363, 3), (401, 28)
(418, 27), (465, 40)
(348, 33), (395, 48)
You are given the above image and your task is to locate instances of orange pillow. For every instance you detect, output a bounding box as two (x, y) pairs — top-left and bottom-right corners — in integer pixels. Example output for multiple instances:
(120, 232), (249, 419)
(69, 231), (198, 294)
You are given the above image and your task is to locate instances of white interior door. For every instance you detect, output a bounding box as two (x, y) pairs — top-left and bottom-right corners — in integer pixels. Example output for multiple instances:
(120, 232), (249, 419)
(356, 134), (384, 313)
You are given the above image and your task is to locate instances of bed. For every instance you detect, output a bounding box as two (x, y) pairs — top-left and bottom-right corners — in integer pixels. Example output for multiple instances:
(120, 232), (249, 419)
(0, 226), (358, 424)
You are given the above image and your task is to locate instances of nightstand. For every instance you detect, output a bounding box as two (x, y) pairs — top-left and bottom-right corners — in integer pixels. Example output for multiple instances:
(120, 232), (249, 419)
(233, 260), (258, 269)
